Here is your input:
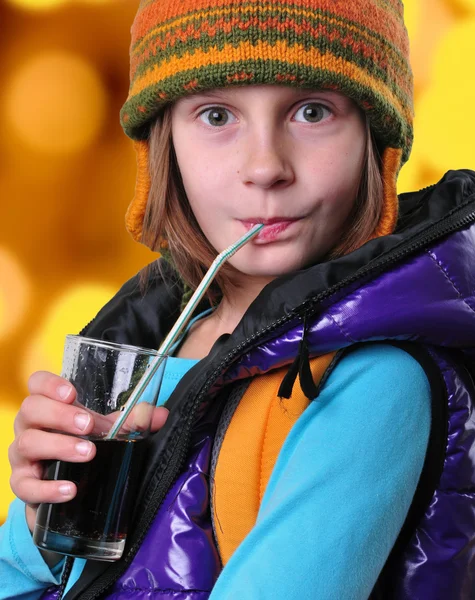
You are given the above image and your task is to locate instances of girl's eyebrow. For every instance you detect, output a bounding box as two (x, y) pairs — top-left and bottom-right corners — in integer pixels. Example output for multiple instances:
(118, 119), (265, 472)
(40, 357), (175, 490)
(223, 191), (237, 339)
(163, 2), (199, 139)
(178, 88), (347, 109)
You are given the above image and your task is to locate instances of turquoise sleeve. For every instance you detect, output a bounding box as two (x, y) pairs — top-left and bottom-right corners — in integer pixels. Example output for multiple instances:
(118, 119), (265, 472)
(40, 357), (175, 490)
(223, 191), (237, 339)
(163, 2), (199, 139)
(209, 344), (432, 600)
(0, 498), (63, 599)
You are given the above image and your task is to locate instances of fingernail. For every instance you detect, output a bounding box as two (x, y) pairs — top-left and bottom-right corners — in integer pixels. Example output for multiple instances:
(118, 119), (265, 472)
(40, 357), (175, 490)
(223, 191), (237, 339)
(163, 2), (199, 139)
(58, 385), (72, 400)
(76, 441), (93, 456)
(59, 484), (74, 496)
(74, 413), (90, 431)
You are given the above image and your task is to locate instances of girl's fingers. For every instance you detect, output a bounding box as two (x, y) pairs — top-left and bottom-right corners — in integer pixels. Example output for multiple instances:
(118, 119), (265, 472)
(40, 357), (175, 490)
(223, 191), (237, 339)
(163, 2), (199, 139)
(11, 429), (96, 465)
(107, 405), (169, 434)
(27, 371), (76, 404)
(15, 395), (94, 437)
(12, 475), (77, 506)
(87, 405), (169, 436)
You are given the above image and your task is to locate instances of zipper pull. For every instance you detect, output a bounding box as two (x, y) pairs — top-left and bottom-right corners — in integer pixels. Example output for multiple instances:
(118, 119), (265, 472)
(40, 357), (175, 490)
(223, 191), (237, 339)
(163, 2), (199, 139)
(278, 313), (319, 400)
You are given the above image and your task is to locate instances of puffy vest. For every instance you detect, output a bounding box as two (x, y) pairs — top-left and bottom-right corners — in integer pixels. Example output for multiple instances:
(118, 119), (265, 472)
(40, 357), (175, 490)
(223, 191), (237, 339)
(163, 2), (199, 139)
(42, 344), (475, 600)
(41, 170), (475, 599)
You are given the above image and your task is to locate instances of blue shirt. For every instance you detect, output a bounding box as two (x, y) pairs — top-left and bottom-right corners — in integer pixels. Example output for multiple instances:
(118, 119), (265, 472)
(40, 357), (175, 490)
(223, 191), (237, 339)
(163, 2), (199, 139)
(0, 344), (431, 599)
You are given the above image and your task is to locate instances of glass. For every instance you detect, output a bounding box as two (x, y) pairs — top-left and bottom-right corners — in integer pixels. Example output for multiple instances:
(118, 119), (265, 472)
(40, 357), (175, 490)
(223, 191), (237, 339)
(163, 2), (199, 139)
(33, 335), (167, 562)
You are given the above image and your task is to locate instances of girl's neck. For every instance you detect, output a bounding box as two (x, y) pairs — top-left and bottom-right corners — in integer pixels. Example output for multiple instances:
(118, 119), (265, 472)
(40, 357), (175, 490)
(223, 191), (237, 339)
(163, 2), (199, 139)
(213, 271), (275, 330)
(176, 274), (273, 359)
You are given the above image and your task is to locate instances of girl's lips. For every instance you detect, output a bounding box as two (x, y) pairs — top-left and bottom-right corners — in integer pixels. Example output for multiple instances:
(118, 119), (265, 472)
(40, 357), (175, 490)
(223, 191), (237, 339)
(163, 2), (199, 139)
(241, 219), (299, 242)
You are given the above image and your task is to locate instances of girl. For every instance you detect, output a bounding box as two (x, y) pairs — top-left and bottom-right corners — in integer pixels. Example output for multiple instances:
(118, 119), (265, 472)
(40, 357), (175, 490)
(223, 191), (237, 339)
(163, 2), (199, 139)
(2, 0), (475, 598)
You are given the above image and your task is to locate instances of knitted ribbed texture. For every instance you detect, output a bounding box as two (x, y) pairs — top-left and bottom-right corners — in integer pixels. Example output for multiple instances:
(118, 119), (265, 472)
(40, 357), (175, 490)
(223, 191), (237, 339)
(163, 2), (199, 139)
(120, 0), (414, 244)
(126, 140), (151, 242)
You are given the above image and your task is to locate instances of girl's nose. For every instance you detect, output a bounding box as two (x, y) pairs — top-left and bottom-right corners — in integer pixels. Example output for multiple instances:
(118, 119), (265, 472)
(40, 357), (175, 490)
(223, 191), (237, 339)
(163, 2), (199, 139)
(240, 134), (295, 189)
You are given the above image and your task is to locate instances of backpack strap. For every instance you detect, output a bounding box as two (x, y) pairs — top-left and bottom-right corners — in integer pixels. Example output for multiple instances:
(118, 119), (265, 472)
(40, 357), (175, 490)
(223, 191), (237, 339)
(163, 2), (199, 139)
(212, 351), (337, 565)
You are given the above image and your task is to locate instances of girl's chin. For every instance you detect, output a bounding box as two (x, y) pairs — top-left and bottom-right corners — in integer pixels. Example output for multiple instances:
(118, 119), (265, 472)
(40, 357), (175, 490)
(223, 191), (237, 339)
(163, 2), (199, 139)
(230, 257), (311, 280)
(224, 239), (324, 279)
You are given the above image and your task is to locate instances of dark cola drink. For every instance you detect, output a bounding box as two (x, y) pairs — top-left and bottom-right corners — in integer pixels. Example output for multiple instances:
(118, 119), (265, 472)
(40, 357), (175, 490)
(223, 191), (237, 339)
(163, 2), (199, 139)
(33, 439), (146, 561)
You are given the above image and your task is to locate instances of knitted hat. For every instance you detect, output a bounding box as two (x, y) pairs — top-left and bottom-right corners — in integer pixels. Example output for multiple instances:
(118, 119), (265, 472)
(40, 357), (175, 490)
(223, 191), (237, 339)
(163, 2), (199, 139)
(121, 0), (414, 245)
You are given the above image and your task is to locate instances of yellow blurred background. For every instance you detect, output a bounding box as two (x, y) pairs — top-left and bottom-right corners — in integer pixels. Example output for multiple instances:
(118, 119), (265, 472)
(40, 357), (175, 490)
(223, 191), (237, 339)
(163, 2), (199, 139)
(0, 0), (474, 524)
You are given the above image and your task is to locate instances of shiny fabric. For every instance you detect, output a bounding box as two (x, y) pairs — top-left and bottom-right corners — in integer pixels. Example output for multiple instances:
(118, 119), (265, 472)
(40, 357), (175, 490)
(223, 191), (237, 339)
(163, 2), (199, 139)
(40, 342), (475, 600)
(225, 224), (475, 381)
(106, 419), (221, 599)
(108, 230), (475, 599)
(385, 347), (475, 599)
(41, 171), (475, 599)
(42, 589), (61, 599)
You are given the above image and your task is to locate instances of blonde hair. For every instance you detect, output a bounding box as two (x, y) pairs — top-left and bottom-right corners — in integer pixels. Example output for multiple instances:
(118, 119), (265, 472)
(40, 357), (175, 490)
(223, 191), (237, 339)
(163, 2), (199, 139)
(140, 105), (383, 300)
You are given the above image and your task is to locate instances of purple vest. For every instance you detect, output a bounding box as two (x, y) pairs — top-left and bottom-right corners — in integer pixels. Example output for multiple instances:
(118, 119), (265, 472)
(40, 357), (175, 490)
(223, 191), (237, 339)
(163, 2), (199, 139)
(41, 173), (475, 599)
(43, 345), (474, 600)
(105, 398), (222, 599)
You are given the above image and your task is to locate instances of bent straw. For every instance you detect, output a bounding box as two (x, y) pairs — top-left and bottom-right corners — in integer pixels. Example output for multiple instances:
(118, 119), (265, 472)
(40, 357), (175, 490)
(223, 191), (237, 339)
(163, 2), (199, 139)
(105, 223), (264, 440)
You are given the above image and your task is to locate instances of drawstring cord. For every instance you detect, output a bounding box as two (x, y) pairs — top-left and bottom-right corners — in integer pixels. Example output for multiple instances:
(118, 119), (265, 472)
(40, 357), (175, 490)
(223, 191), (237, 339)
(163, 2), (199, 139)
(277, 313), (319, 400)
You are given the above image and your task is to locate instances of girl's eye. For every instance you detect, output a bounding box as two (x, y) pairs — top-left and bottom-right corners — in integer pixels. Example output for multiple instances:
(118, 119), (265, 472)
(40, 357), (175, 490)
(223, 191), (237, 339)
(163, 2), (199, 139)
(294, 103), (332, 124)
(199, 107), (236, 127)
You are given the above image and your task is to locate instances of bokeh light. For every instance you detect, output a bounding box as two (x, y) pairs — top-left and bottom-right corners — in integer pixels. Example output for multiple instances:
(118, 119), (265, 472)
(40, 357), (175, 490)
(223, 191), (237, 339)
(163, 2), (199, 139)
(23, 284), (117, 380)
(4, 52), (107, 154)
(0, 249), (30, 341)
(445, 0), (475, 14)
(80, 0), (117, 4)
(6, 0), (69, 10)
(413, 18), (475, 172)
(6, 0), (122, 10)
(403, 0), (420, 40)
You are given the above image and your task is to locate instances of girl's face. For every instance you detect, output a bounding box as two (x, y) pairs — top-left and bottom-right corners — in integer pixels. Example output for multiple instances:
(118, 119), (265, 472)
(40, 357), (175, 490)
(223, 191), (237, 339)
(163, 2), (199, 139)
(171, 85), (366, 285)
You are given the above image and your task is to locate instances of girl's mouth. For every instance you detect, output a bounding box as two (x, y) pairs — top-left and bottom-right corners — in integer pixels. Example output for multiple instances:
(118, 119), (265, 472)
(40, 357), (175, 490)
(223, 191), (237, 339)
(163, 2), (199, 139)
(240, 219), (300, 242)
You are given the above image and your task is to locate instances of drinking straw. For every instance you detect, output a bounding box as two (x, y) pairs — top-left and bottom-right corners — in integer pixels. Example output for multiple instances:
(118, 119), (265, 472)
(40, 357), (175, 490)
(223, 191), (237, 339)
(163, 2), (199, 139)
(105, 223), (264, 440)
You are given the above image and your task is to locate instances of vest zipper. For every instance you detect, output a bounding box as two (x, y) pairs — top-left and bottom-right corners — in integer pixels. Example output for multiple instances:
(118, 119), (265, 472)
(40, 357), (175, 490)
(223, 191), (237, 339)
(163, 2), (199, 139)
(74, 199), (475, 599)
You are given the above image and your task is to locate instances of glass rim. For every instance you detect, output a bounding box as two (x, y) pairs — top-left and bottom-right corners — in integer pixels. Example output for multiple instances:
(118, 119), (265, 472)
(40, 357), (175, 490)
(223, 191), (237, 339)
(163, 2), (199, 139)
(65, 334), (166, 357)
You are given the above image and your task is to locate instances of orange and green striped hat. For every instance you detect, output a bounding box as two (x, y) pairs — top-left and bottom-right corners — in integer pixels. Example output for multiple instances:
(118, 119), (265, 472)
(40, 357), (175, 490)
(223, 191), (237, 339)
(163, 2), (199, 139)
(121, 0), (414, 245)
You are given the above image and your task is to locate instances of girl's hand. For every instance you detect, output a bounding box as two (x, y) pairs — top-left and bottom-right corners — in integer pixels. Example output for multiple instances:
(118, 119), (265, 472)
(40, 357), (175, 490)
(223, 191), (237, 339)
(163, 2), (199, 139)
(9, 371), (169, 534)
